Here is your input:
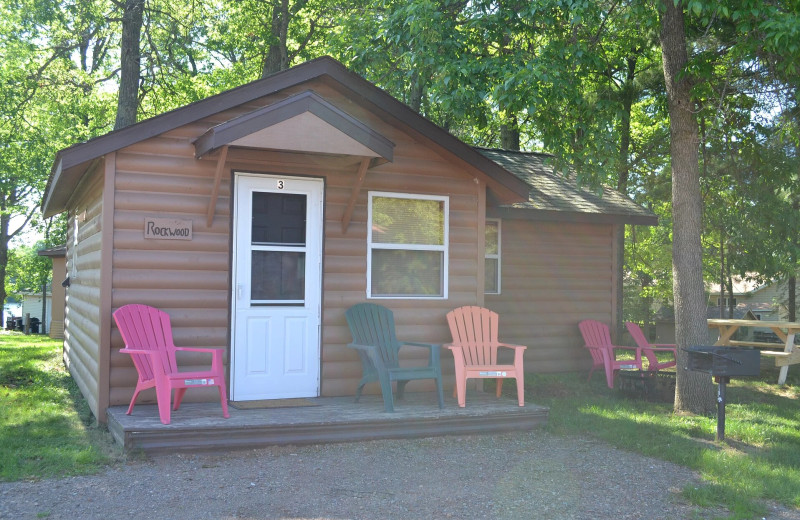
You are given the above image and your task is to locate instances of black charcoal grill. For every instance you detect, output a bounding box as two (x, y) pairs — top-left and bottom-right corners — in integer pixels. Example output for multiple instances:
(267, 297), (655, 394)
(685, 346), (761, 441)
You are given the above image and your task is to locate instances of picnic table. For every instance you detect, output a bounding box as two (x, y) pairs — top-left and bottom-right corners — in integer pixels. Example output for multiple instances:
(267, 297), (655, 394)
(707, 318), (800, 384)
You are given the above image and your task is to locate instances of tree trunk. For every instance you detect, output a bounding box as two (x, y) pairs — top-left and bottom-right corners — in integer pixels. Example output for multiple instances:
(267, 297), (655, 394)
(791, 196), (799, 322)
(262, 0), (290, 77)
(0, 207), (8, 327)
(719, 237), (725, 318)
(500, 114), (520, 150)
(408, 69), (424, 113)
(659, 0), (714, 414)
(114, 0), (144, 130)
(615, 56), (637, 341)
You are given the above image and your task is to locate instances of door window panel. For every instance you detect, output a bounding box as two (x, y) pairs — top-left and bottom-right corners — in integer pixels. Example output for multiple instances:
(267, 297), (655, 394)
(252, 192), (306, 245)
(251, 251), (305, 302)
(250, 191), (307, 304)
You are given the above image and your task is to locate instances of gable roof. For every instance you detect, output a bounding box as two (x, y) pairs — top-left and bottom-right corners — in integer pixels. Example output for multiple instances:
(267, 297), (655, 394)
(42, 56), (531, 217)
(478, 148), (658, 226)
(193, 90), (395, 161)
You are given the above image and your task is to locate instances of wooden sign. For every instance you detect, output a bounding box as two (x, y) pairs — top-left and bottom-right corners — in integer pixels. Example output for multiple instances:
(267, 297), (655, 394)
(144, 217), (192, 240)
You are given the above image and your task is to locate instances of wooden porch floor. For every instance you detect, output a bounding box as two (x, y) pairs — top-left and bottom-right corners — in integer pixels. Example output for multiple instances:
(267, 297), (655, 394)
(107, 390), (549, 454)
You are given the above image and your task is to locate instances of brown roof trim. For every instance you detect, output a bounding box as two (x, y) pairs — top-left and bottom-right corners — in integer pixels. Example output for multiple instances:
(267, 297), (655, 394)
(193, 90), (395, 161)
(489, 206), (659, 226)
(42, 56), (529, 217)
(37, 245), (67, 257)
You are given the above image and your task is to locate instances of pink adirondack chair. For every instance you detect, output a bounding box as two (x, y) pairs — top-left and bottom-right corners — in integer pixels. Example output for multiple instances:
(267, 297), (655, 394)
(445, 306), (526, 407)
(625, 321), (677, 371)
(113, 304), (230, 425)
(578, 319), (643, 388)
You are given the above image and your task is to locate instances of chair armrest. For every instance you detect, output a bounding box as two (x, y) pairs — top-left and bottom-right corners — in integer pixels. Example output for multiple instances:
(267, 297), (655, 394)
(612, 345), (643, 362)
(399, 341), (439, 350)
(347, 342), (387, 369)
(172, 346), (225, 371)
(119, 348), (156, 356)
(400, 342), (442, 366)
(497, 343), (527, 351)
(347, 342), (379, 352)
(173, 346), (221, 353)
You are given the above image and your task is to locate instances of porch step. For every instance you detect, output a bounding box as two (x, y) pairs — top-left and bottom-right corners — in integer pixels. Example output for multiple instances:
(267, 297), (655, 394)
(107, 393), (549, 454)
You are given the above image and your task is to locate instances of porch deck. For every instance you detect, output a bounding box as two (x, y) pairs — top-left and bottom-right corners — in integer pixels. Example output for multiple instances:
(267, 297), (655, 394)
(107, 391), (549, 454)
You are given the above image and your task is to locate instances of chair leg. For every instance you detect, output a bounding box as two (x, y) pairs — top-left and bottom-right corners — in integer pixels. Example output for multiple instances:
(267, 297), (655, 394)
(396, 380), (408, 400)
(434, 376), (444, 409)
(217, 384), (230, 419)
(377, 372), (395, 412)
(173, 388), (187, 411)
(605, 367), (615, 389)
(155, 385), (172, 425)
(455, 376), (467, 407)
(126, 389), (141, 415)
(354, 382), (366, 403)
(516, 375), (524, 406)
(496, 378), (504, 398)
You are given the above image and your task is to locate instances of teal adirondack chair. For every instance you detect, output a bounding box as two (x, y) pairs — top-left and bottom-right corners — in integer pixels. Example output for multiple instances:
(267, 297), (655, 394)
(345, 303), (445, 412)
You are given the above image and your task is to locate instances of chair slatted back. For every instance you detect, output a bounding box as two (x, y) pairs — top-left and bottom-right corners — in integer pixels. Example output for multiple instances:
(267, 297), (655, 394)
(345, 303), (400, 368)
(446, 306), (500, 365)
(578, 319), (611, 363)
(113, 304), (178, 382)
(625, 321), (654, 364)
(578, 319), (612, 348)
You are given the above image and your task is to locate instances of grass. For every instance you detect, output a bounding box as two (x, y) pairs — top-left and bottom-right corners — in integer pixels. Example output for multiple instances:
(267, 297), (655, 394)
(2, 332), (799, 518)
(515, 365), (800, 520)
(0, 331), (120, 481)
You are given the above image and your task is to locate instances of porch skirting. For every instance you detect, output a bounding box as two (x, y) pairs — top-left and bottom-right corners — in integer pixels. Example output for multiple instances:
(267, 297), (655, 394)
(107, 391), (549, 454)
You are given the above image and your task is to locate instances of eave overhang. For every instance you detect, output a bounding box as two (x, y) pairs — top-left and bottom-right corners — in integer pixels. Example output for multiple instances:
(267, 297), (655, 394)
(193, 90), (395, 162)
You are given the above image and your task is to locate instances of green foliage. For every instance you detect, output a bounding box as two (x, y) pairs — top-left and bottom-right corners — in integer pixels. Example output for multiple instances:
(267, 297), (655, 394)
(527, 369), (800, 518)
(5, 243), (52, 299)
(0, 333), (119, 481)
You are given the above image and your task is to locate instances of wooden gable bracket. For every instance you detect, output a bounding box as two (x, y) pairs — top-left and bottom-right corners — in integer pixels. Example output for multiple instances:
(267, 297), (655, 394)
(341, 157), (377, 233)
(206, 145), (229, 227)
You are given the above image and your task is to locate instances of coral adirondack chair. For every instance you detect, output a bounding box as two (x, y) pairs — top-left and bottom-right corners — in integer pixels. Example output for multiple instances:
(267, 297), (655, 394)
(113, 304), (230, 424)
(625, 321), (677, 371)
(345, 303), (444, 412)
(578, 319), (643, 389)
(445, 306), (526, 407)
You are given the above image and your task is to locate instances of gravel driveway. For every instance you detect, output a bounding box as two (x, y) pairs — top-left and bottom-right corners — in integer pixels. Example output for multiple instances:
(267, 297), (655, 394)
(2, 430), (798, 519)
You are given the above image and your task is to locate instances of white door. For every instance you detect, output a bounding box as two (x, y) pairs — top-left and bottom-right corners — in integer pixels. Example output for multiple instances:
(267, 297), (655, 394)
(231, 173), (323, 401)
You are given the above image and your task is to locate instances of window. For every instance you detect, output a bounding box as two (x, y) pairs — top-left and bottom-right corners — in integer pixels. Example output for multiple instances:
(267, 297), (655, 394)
(368, 192), (448, 298)
(250, 192), (307, 304)
(71, 212), (79, 277)
(484, 219), (501, 294)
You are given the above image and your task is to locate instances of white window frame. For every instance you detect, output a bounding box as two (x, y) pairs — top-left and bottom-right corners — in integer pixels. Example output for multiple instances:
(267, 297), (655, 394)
(71, 212), (79, 277)
(367, 191), (449, 299)
(484, 218), (501, 295)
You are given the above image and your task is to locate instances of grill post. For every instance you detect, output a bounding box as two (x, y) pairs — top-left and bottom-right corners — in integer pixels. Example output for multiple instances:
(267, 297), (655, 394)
(714, 375), (730, 441)
(685, 346), (761, 443)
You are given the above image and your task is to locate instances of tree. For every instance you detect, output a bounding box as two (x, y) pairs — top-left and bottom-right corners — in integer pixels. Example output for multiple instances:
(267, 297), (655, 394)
(659, 0), (715, 414)
(0, 0), (118, 318)
(115, 0), (144, 129)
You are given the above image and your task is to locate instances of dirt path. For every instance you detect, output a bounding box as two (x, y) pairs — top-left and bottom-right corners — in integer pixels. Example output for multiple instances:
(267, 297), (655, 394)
(2, 430), (798, 519)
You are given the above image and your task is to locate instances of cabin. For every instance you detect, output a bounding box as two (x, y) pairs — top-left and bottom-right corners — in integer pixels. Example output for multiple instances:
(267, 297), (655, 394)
(42, 56), (656, 424)
(38, 245), (67, 339)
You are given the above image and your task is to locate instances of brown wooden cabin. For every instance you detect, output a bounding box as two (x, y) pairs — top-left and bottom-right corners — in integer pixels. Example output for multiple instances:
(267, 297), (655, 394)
(41, 56), (656, 423)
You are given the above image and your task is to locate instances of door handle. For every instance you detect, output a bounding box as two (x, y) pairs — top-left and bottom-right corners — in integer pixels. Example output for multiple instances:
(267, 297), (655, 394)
(237, 284), (243, 300)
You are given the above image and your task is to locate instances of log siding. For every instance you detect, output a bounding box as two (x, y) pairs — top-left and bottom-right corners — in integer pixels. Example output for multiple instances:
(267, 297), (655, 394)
(486, 219), (615, 373)
(63, 163), (105, 419)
